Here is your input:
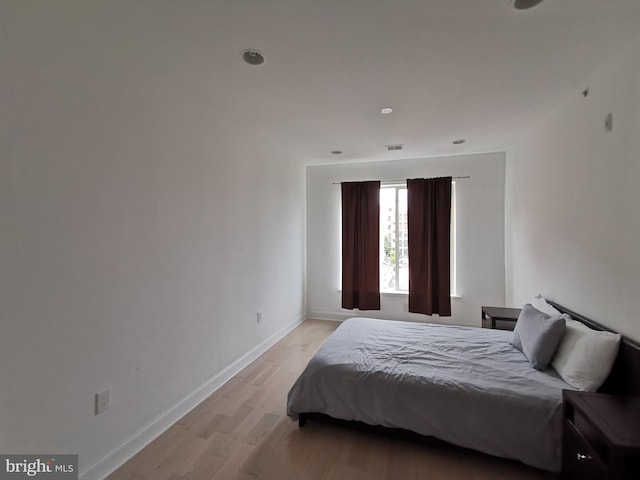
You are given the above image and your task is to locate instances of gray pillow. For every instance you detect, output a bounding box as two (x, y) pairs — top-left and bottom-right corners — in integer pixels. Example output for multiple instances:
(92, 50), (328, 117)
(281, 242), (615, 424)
(511, 304), (567, 370)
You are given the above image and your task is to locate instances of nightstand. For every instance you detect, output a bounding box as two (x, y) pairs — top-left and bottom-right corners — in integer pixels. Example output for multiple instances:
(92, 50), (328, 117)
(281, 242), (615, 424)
(481, 306), (521, 330)
(563, 390), (640, 479)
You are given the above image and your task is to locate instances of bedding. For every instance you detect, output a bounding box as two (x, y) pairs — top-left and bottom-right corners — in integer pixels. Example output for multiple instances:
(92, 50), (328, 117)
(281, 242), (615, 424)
(551, 319), (621, 391)
(511, 303), (567, 370)
(287, 317), (574, 472)
(531, 293), (562, 317)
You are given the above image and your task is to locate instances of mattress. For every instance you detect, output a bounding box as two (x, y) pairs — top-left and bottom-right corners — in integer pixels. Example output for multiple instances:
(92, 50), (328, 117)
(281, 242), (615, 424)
(286, 317), (573, 471)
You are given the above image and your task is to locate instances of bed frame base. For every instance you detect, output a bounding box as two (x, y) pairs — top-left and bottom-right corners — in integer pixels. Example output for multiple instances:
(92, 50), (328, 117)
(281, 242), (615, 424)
(298, 413), (307, 427)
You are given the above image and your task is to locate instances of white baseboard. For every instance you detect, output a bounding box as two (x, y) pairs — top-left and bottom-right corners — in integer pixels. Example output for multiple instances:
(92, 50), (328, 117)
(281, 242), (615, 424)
(80, 313), (305, 480)
(306, 311), (350, 322)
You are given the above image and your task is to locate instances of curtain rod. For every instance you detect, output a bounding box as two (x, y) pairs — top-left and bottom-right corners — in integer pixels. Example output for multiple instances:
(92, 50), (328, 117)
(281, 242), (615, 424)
(332, 176), (470, 185)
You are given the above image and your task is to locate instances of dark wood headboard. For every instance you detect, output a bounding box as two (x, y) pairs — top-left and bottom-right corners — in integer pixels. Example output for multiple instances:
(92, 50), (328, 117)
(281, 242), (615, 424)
(548, 300), (640, 396)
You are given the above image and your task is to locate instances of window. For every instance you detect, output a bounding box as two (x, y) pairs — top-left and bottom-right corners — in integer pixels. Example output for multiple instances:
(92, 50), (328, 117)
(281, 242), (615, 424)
(380, 185), (408, 291)
(379, 182), (456, 294)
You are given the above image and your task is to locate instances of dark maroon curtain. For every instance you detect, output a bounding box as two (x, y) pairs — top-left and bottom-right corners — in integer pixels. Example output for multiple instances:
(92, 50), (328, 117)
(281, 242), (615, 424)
(341, 181), (380, 310)
(407, 177), (452, 316)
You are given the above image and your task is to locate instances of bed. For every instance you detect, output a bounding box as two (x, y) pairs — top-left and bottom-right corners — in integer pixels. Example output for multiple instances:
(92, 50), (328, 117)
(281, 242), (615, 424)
(286, 302), (640, 472)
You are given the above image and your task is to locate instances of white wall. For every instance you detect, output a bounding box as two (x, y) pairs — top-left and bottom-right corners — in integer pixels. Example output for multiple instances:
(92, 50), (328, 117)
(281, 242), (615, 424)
(307, 153), (506, 327)
(0, 4), (305, 478)
(506, 34), (640, 341)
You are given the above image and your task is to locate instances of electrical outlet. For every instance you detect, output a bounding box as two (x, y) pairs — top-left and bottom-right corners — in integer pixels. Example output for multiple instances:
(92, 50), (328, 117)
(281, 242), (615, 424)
(257, 311), (262, 323)
(95, 388), (110, 415)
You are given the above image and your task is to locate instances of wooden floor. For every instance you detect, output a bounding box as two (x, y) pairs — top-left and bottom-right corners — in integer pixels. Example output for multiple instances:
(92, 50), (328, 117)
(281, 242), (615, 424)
(108, 319), (556, 480)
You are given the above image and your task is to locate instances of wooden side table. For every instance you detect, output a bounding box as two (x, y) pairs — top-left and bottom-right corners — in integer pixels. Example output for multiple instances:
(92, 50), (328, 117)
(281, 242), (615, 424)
(563, 390), (640, 479)
(481, 306), (521, 330)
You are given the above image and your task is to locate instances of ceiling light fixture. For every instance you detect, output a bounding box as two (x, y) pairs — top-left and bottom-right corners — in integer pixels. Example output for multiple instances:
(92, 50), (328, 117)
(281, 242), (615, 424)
(511, 0), (544, 10)
(241, 49), (265, 65)
(452, 139), (466, 145)
(380, 107), (393, 115)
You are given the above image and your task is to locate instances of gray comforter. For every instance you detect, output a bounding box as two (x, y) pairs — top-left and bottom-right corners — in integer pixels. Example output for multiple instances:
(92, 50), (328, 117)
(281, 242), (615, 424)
(286, 317), (573, 472)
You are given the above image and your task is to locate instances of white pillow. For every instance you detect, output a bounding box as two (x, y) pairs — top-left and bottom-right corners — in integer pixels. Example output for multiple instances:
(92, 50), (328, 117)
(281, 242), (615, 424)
(551, 319), (621, 392)
(530, 294), (562, 317)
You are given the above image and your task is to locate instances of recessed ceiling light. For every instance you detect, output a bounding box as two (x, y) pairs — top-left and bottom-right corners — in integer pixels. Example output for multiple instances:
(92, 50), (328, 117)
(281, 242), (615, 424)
(241, 49), (265, 65)
(452, 139), (466, 145)
(511, 0), (544, 11)
(331, 150), (342, 155)
(380, 107), (393, 115)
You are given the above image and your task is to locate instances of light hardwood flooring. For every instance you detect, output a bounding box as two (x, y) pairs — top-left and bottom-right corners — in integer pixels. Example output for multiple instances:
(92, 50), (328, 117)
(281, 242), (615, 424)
(108, 319), (556, 480)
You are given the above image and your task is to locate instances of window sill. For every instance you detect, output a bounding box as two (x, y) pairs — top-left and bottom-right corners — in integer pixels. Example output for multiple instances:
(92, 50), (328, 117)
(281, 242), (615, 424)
(381, 291), (461, 299)
(337, 290), (461, 299)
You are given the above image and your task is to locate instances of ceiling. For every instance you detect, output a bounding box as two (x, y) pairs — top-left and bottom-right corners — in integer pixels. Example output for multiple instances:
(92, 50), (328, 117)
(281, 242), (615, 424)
(232, 0), (640, 165)
(216, 0), (640, 164)
(11, 0), (640, 165)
